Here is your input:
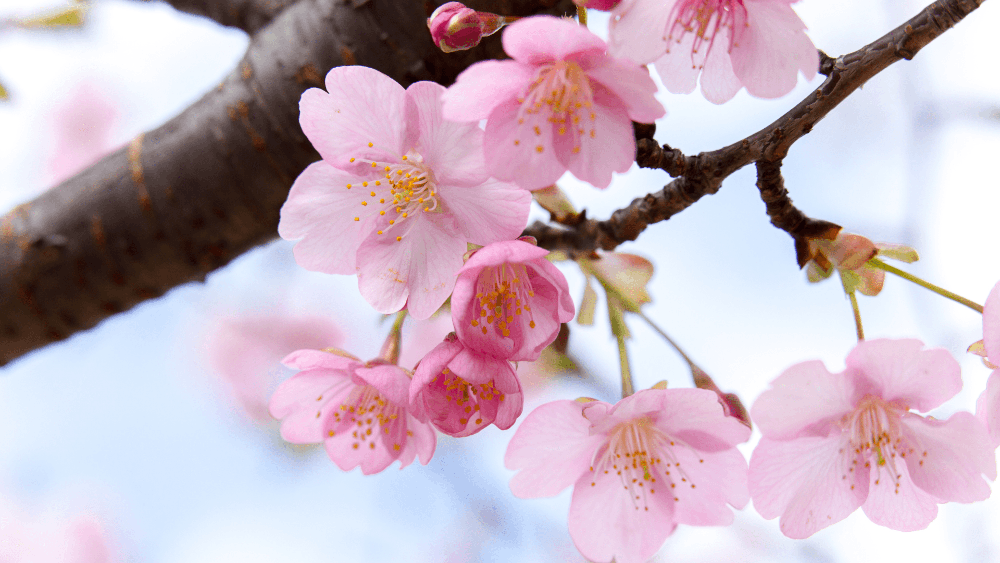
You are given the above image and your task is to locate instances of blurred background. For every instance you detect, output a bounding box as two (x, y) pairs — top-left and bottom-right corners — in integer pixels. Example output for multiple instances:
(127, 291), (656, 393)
(0, 0), (998, 560)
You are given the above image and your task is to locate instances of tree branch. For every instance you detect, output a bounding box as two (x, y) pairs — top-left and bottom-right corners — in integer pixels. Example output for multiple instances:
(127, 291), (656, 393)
(0, 0), (573, 367)
(524, 0), (986, 255)
(138, 0), (298, 34)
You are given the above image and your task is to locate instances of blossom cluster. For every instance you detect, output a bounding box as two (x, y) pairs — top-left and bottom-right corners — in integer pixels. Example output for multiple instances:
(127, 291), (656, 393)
(260, 5), (1000, 563)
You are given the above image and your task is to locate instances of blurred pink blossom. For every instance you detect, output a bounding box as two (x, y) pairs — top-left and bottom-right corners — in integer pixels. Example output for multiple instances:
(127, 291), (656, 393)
(46, 82), (121, 185)
(270, 349), (436, 474)
(750, 339), (996, 538)
(410, 333), (523, 437)
(575, 0), (622, 9)
(206, 314), (343, 423)
(451, 239), (575, 362)
(0, 510), (114, 563)
(505, 388), (751, 563)
(976, 280), (1000, 446)
(442, 15), (664, 190)
(279, 66), (530, 319)
(609, 0), (818, 103)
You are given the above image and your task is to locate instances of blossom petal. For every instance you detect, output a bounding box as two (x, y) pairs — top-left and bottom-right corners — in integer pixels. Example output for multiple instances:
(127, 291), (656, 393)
(442, 179), (531, 245)
(584, 60), (666, 123)
(555, 84), (635, 189)
(900, 412), (996, 503)
(405, 81), (490, 187)
(670, 445), (749, 526)
(568, 469), (675, 563)
(324, 426), (395, 475)
(356, 216), (465, 319)
(278, 161), (376, 274)
(270, 373), (352, 443)
(861, 458), (938, 532)
(653, 33), (700, 96)
(398, 415), (437, 468)
(654, 388), (752, 448)
(751, 360), (854, 440)
(503, 16), (606, 66)
(730, 0), (818, 99)
(845, 339), (960, 412)
(984, 280), (1000, 362)
(505, 400), (606, 498)
(484, 99), (565, 190)
(698, 32), (742, 104)
(355, 364), (411, 406)
(749, 434), (868, 539)
(300, 66), (406, 170)
(609, 0), (673, 65)
(441, 60), (534, 122)
(976, 369), (1000, 447)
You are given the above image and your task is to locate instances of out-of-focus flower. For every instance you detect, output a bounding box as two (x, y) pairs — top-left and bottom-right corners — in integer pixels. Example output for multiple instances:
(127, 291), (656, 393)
(976, 280), (1000, 446)
(205, 313), (343, 423)
(608, 0), (818, 104)
(804, 231), (918, 296)
(269, 349), (436, 474)
(47, 81), (121, 185)
(750, 339), (996, 538)
(451, 239), (575, 362)
(441, 15), (664, 190)
(410, 333), (522, 436)
(427, 2), (511, 53)
(280, 66), (531, 319)
(505, 388), (751, 563)
(0, 510), (114, 563)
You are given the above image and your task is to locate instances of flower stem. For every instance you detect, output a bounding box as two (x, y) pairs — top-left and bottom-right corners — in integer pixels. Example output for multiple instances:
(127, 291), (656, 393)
(848, 290), (865, 341)
(637, 310), (697, 371)
(379, 310), (408, 365)
(868, 258), (984, 314)
(577, 5), (588, 26)
(616, 330), (634, 398)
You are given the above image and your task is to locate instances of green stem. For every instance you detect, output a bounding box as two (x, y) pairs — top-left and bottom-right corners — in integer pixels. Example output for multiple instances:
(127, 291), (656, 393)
(869, 258), (984, 314)
(616, 330), (634, 398)
(379, 310), (408, 365)
(848, 290), (865, 341)
(637, 311), (697, 369)
(577, 5), (588, 25)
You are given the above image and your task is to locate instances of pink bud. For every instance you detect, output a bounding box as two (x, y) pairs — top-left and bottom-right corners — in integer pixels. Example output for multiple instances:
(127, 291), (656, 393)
(573, 0), (621, 9)
(427, 2), (509, 53)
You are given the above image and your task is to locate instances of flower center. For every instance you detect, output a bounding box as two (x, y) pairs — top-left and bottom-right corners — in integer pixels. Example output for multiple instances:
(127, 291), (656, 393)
(345, 150), (442, 242)
(436, 367), (505, 427)
(329, 384), (404, 452)
(470, 263), (536, 337)
(665, 0), (747, 63)
(840, 395), (921, 491)
(588, 417), (697, 511)
(514, 60), (595, 155)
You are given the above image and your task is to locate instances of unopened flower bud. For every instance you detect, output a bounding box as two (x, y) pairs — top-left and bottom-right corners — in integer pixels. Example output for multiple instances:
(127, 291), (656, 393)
(572, 0), (622, 9)
(427, 2), (510, 53)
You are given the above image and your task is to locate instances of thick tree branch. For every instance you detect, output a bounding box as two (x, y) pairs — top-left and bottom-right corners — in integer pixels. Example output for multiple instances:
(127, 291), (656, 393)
(138, 0), (298, 34)
(525, 0), (986, 255)
(0, 0), (573, 367)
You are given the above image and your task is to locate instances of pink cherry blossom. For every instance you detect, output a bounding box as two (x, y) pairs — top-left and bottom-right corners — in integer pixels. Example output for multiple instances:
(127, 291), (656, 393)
(976, 280), (1000, 446)
(576, 0), (623, 9)
(505, 388), (751, 563)
(269, 348), (436, 474)
(410, 333), (523, 437)
(749, 339), (996, 538)
(279, 66), (531, 319)
(608, 0), (818, 104)
(441, 15), (665, 190)
(0, 509), (114, 563)
(451, 239), (575, 362)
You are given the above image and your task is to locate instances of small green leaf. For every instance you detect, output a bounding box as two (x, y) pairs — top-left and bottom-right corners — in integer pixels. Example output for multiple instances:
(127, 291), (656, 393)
(14, 4), (87, 28)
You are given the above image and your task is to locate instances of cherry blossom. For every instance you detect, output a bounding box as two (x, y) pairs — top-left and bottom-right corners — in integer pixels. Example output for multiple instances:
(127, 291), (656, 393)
(608, 0), (818, 103)
(269, 348), (436, 474)
(505, 388), (751, 563)
(749, 339), (996, 538)
(410, 333), (522, 437)
(280, 66), (531, 319)
(427, 2), (510, 53)
(976, 280), (1000, 446)
(451, 239), (575, 362)
(576, 0), (623, 9)
(804, 230), (918, 296)
(441, 15), (665, 190)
